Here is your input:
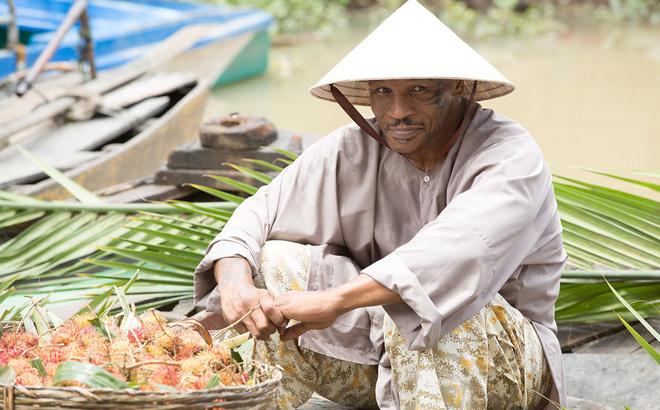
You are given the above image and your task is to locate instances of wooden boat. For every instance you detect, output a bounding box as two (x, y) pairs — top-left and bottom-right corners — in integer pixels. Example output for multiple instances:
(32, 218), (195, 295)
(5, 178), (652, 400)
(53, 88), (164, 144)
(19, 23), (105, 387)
(0, 24), (224, 200)
(0, 0), (273, 86)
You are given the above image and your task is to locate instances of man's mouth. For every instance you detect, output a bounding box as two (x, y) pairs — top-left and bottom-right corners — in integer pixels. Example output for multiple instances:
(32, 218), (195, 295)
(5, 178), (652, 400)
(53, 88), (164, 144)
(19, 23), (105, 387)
(388, 127), (422, 141)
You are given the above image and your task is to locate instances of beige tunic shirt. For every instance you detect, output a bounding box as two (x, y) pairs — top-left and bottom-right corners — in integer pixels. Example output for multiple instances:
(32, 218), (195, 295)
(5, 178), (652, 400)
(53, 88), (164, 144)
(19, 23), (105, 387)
(195, 106), (567, 408)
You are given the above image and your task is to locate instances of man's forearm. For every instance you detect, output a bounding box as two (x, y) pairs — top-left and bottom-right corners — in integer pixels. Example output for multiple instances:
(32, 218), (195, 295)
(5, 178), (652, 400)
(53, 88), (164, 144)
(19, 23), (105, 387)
(214, 257), (254, 290)
(332, 274), (404, 315)
(273, 273), (405, 341)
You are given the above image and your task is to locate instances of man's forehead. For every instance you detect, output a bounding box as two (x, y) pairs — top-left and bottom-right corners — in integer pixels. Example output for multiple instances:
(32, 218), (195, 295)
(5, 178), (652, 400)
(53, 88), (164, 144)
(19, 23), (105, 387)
(368, 79), (454, 88)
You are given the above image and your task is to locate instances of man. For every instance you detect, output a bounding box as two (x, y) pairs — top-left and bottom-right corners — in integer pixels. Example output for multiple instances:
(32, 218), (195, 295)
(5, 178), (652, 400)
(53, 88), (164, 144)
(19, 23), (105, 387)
(194, 1), (566, 408)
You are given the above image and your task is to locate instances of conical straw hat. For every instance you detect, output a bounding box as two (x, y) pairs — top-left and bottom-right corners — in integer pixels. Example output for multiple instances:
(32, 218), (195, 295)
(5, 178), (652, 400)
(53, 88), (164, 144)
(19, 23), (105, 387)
(309, 0), (514, 105)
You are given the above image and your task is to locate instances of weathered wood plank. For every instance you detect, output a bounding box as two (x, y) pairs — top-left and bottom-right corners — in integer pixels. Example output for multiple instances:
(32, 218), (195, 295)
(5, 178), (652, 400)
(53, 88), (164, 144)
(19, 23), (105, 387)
(102, 72), (196, 109)
(101, 182), (193, 203)
(154, 168), (260, 191)
(0, 151), (100, 186)
(41, 96), (169, 152)
(0, 97), (169, 187)
(153, 168), (257, 187)
(573, 319), (660, 354)
(558, 322), (623, 352)
(167, 130), (318, 170)
(0, 24), (215, 148)
(0, 71), (83, 126)
(17, 79), (208, 201)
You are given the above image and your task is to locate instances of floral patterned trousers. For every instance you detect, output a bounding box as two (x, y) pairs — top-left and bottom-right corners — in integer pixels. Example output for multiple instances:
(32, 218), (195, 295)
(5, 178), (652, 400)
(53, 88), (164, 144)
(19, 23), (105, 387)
(248, 241), (552, 409)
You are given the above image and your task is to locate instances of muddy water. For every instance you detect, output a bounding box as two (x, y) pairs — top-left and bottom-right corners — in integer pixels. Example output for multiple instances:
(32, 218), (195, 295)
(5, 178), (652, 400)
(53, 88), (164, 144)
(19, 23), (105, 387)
(205, 18), (660, 190)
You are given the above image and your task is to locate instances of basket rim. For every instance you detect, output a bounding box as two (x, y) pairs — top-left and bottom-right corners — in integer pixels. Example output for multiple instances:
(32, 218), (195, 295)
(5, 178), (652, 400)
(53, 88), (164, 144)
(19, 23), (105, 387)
(0, 365), (282, 395)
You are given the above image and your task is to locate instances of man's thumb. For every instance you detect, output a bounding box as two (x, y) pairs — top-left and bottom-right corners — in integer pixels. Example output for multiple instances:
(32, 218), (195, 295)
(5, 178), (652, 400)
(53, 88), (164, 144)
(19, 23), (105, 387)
(281, 323), (307, 341)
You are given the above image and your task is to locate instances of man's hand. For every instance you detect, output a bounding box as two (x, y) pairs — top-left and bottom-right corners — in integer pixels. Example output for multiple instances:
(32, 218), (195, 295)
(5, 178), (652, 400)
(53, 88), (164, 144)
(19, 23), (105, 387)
(268, 290), (342, 342)
(265, 274), (404, 342)
(214, 257), (286, 340)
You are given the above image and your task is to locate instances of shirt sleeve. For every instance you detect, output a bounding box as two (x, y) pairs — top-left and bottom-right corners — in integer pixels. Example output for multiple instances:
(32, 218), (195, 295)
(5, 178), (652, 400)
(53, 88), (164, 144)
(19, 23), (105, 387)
(193, 134), (347, 307)
(362, 134), (554, 350)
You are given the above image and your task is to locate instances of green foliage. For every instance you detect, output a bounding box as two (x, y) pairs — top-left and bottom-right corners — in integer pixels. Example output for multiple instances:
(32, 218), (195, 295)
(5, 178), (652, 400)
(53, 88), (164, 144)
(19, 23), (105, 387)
(30, 358), (47, 377)
(220, 0), (351, 36)
(205, 374), (220, 389)
(556, 280), (660, 322)
(1, 148), (658, 326)
(596, 0), (660, 24)
(430, 0), (563, 39)
(53, 361), (130, 389)
(0, 365), (16, 384)
(15, 145), (103, 204)
(216, 0), (660, 41)
(607, 279), (660, 364)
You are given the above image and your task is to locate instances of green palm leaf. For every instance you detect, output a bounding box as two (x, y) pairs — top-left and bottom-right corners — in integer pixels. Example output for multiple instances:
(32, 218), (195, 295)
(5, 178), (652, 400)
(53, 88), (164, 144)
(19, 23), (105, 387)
(186, 183), (245, 205)
(586, 170), (660, 193)
(204, 175), (258, 196)
(243, 158), (286, 172)
(606, 279), (660, 342)
(2, 149), (659, 326)
(16, 145), (103, 204)
(225, 164), (274, 184)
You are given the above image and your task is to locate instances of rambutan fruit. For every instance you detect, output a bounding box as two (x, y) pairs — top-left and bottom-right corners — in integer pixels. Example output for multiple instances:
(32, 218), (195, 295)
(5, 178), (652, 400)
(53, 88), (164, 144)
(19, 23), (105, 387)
(0, 331), (39, 362)
(8, 358), (42, 386)
(147, 363), (180, 387)
(172, 330), (208, 360)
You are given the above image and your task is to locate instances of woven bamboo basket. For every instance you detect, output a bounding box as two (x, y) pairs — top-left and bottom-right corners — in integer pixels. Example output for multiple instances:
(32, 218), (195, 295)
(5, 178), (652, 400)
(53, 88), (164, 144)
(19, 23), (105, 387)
(0, 321), (282, 410)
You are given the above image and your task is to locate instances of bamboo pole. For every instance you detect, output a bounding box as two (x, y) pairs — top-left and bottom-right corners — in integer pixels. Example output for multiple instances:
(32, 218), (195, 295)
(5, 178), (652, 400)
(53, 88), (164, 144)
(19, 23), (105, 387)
(78, 6), (97, 79)
(6, 0), (19, 53)
(14, 0), (90, 96)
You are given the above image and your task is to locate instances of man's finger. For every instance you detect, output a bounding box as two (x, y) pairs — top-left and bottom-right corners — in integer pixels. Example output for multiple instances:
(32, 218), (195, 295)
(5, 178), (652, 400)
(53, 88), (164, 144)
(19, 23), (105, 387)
(281, 323), (308, 342)
(242, 316), (260, 339)
(223, 313), (248, 334)
(261, 295), (287, 327)
(232, 322), (248, 334)
(251, 308), (276, 340)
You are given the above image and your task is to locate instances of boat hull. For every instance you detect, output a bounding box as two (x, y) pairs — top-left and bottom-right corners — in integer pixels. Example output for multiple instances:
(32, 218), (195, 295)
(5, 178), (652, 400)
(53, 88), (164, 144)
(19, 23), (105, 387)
(16, 79), (209, 201)
(0, 0), (273, 85)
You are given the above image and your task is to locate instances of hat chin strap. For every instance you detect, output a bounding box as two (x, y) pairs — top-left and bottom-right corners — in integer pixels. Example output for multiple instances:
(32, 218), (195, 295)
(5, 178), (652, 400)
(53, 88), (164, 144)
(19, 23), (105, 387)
(329, 82), (479, 160)
(330, 84), (389, 147)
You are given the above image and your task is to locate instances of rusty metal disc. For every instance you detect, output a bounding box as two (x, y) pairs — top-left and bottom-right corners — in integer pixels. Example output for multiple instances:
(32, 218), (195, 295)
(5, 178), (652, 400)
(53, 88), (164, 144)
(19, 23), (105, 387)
(199, 113), (277, 150)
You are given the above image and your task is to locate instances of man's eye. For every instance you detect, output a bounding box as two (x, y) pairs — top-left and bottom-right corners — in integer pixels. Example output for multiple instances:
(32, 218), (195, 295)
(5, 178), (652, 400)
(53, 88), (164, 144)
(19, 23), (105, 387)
(412, 86), (426, 93)
(376, 87), (390, 94)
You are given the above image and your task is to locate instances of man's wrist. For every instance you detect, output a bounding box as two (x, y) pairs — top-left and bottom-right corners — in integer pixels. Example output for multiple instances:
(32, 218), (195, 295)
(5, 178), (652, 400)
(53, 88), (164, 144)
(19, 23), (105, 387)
(329, 284), (359, 316)
(214, 257), (254, 289)
(329, 274), (404, 315)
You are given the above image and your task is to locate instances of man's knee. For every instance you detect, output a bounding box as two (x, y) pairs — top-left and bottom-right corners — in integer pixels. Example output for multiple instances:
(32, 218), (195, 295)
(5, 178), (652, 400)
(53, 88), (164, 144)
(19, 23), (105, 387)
(257, 240), (311, 295)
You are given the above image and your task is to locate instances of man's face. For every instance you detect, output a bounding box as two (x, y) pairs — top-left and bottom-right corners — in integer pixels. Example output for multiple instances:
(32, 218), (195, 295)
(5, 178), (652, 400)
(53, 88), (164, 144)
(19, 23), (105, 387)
(368, 79), (464, 159)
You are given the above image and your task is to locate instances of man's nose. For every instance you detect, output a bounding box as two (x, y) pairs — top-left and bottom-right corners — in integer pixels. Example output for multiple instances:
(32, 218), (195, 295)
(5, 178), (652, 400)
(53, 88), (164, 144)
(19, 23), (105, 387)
(388, 93), (415, 120)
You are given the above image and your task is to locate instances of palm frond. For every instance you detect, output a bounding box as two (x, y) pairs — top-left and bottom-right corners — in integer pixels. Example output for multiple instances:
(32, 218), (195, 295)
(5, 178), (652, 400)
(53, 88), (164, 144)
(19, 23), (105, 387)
(225, 164), (274, 185)
(185, 184), (245, 205)
(273, 148), (298, 160)
(243, 159), (286, 173)
(2, 148), (658, 325)
(606, 279), (660, 364)
(204, 175), (258, 196)
(15, 145), (104, 204)
(555, 280), (660, 322)
(585, 169), (660, 193)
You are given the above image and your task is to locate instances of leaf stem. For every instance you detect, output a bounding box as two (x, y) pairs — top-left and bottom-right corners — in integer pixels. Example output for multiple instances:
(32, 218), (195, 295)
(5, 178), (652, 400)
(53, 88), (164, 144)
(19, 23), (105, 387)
(214, 304), (261, 340)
